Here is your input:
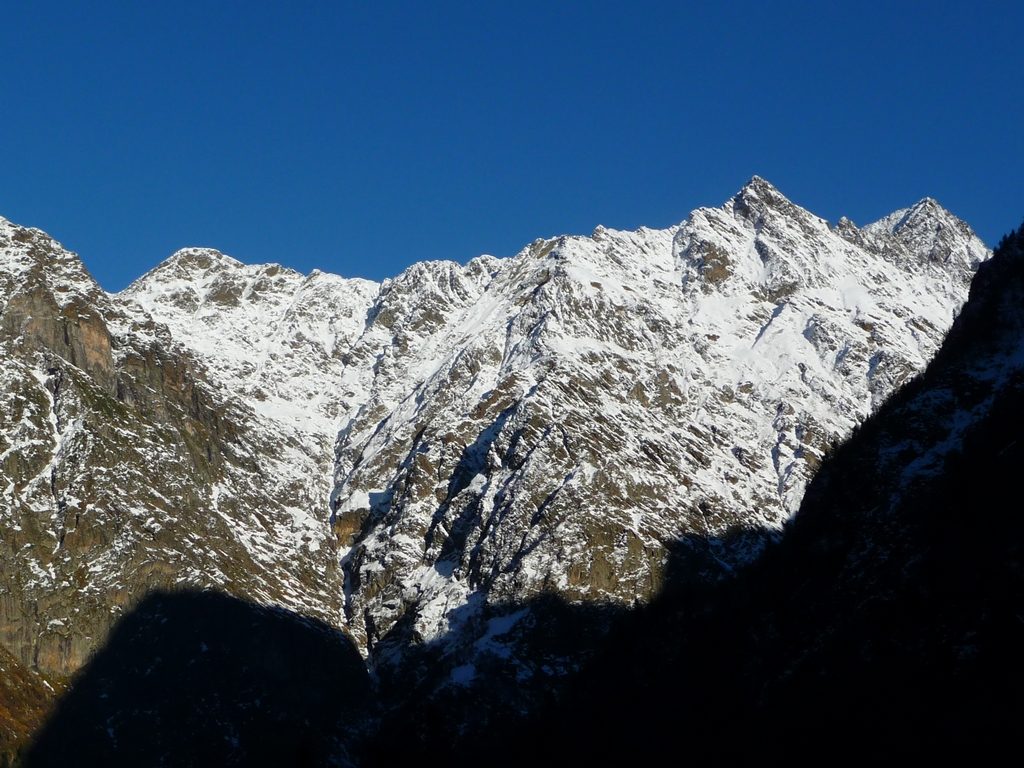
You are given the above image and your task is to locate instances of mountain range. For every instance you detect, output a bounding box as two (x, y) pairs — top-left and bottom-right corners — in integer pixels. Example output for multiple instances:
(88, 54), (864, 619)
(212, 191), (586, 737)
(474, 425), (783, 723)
(0, 178), (998, 763)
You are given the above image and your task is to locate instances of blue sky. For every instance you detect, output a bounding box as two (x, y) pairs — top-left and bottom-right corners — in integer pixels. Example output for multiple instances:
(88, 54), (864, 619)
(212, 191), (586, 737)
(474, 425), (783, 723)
(1, 1), (1021, 290)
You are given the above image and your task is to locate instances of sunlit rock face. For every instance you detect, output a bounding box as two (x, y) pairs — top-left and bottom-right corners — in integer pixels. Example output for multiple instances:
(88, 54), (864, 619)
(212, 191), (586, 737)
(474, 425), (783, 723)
(0, 219), (375, 684)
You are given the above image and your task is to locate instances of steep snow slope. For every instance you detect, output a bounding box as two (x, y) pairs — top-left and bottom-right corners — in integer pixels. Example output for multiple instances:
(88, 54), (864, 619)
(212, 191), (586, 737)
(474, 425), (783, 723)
(327, 178), (988, 653)
(118, 249), (379, 563)
(119, 248), (378, 436)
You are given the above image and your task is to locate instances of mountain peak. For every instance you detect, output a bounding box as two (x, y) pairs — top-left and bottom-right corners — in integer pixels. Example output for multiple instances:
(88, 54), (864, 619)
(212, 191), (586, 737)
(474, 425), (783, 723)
(872, 196), (956, 234)
(161, 247), (244, 273)
(121, 247), (248, 295)
(735, 175), (783, 201)
(895, 197), (950, 227)
(741, 174), (776, 191)
(0, 213), (102, 306)
(863, 197), (988, 269)
(728, 176), (801, 223)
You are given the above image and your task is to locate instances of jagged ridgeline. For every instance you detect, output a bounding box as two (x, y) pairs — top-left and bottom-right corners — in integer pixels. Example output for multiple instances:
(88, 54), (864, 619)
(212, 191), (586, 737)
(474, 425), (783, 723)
(0, 180), (989, 760)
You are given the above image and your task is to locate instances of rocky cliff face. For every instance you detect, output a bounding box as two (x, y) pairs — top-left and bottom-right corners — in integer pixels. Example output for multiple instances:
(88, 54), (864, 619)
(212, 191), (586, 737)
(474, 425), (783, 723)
(495, 220), (1024, 767)
(0, 220), (359, 688)
(0, 181), (989, 753)
(329, 178), (987, 664)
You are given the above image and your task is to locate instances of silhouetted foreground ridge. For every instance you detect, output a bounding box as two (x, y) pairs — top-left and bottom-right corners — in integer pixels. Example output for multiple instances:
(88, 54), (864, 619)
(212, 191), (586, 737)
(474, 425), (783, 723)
(26, 591), (371, 767)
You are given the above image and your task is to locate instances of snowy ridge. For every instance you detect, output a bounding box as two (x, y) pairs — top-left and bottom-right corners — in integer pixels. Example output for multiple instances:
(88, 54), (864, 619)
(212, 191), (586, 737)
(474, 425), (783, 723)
(862, 196), (990, 270)
(327, 177), (989, 652)
(0, 179), (990, 680)
(113, 251), (380, 587)
(119, 247), (378, 435)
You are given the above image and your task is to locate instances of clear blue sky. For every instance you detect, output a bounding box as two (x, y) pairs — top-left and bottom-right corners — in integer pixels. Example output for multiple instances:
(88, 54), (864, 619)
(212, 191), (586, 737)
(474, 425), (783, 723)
(1, 1), (1021, 290)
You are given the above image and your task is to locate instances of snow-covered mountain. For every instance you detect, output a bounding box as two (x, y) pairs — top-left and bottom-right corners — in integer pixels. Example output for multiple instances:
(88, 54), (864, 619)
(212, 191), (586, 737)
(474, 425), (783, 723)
(0, 225), (363, 682)
(494, 220), (1024, 768)
(0, 179), (988, 745)
(328, 177), (987, 656)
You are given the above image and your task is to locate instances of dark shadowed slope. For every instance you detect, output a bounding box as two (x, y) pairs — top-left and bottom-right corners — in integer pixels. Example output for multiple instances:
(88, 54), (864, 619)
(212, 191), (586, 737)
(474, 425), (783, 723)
(25, 591), (372, 768)
(503, 220), (1024, 765)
